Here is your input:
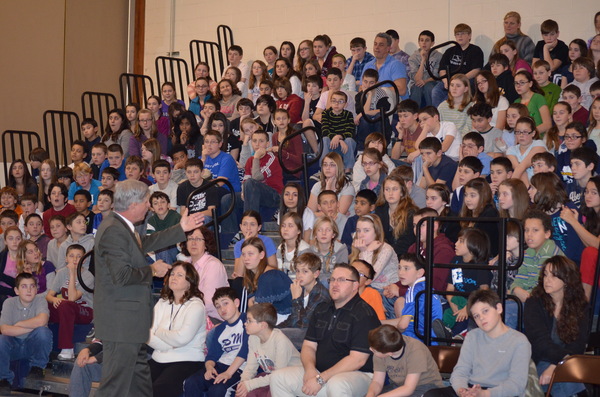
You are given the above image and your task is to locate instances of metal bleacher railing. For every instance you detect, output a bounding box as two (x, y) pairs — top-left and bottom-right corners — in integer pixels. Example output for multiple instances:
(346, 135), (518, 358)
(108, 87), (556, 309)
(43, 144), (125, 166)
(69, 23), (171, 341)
(119, 72), (155, 109)
(189, 25), (235, 83)
(189, 40), (222, 82)
(216, 24), (234, 72)
(81, 91), (118, 134)
(413, 216), (524, 346)
(43, 110), (81, 168)
(1, 130), (41, 183)
(155, 56), (191, 108)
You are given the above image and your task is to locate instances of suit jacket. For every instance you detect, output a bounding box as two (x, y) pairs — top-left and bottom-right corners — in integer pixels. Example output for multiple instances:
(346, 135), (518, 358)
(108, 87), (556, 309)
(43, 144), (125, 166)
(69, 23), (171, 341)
(93, 211), (185, 343)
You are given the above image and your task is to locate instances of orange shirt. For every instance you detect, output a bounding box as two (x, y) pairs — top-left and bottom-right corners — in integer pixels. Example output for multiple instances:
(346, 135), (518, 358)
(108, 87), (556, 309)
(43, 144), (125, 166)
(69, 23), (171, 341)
(361, 286), (386, 320)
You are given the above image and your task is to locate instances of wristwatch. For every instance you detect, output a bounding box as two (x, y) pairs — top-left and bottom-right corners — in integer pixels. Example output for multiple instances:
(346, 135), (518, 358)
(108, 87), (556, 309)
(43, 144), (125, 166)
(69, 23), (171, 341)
(316, 374), (326, 386)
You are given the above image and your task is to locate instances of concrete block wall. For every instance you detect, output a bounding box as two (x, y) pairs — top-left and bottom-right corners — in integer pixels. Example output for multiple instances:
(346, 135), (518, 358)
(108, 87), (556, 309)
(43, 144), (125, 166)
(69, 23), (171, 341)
(143, 0), (598, 86)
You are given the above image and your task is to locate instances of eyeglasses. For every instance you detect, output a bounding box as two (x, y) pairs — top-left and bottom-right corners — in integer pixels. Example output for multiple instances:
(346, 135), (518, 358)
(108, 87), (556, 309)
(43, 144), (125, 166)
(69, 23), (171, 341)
(514, 130), (534, 135)
(564, 135), (583, 140)
(331, 100), (346, 105)
(204, 140), (220, 145)
(322, 162), (337, 168)
(514, 80), (529, 87)
(328, 277), (358, 284)
(476, 79), (488, 86)
(358, 272), (372, 280)
(361, 161), (377, 167)
(188, 237), (205, 242)
(299, 47), (310, 52)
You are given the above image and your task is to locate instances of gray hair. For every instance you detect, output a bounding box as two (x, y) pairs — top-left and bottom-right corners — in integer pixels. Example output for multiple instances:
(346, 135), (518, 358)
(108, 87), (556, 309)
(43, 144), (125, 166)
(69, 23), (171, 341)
(113, 180), (149, 212)
(376, 33), (392, 47)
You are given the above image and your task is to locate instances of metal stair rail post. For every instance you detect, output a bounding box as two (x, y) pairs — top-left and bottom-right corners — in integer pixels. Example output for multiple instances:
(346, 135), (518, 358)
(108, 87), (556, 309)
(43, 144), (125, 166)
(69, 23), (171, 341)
(216, 25), (234, 75)
(359, 79), (400, 142)
(189, 40), (223, 83)
(42, 110), (81, 167)
(414, 216), (524, 345)
(155, 56), (191, 108)
(1, 130), (41, 183)
(81, 91), (118, 134)
(277, 125), (323, 202)
(186, 177), (236, 261)
(119, 73), (155, 109)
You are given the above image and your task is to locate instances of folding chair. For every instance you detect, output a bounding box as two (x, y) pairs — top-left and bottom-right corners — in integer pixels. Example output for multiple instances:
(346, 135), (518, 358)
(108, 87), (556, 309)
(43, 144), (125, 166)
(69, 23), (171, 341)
(545, 355), (600, 397)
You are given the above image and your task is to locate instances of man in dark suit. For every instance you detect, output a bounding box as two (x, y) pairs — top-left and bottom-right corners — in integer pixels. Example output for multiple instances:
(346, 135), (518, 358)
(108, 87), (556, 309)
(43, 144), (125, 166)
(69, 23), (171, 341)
(94, 180), (204, 396)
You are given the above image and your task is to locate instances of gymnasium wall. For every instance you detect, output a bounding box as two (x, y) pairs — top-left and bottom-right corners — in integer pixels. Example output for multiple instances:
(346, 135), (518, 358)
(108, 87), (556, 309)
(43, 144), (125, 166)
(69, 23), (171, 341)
(142, 0), (598, 83)
(0, 0), (129, 170)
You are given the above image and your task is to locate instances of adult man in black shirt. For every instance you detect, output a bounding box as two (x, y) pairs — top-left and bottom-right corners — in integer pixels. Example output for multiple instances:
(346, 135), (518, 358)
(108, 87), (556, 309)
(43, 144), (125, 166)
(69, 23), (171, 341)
(270, 264), (381, 396)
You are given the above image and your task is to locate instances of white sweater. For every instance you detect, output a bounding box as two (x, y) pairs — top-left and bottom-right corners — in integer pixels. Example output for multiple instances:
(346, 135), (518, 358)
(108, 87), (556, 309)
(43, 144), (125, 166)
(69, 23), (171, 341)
(240, 328), (301, 391)
(148, 297), (207, 363)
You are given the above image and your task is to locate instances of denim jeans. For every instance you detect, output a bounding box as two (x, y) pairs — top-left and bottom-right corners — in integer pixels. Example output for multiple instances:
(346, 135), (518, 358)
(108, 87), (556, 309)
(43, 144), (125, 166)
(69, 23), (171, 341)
(410, 81), (437, 107)
(69, 361), (102, 397)
(0, 327), (53, 382)
(321, 137), (357, 170)
(431, 81), (448, 107)
(242, 179), (281, 213)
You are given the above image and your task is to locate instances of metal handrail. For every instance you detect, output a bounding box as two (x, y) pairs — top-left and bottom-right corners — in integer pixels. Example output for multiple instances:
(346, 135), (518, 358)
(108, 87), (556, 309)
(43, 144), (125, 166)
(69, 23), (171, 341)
(359, 79), (399, 123)
(425, 40), (466, 87)
(77, 249), (95, 294)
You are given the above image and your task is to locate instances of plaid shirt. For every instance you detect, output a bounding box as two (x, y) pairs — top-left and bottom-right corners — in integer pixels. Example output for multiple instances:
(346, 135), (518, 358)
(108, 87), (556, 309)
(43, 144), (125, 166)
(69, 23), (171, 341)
(345, 51), (375, 83)
(278, 281), (330, 329)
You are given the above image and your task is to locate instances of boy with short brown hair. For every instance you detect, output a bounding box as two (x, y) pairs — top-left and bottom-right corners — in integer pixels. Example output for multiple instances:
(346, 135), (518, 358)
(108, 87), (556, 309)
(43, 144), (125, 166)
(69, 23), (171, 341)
(236, 303), (301, 396)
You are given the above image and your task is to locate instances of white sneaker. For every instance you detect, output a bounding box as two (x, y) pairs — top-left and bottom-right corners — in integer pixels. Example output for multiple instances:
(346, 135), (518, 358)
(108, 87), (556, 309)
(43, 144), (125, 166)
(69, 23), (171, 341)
(58, 349), (74, 361)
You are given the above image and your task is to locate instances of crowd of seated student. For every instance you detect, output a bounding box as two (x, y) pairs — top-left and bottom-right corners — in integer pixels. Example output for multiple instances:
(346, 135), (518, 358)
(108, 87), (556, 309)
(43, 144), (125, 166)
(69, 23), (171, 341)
(2, 10), (600, 395)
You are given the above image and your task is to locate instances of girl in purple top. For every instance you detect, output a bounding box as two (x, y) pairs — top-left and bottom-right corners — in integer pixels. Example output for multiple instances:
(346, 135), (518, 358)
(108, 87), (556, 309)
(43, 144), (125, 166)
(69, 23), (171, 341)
(16, 240), (55, 294)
